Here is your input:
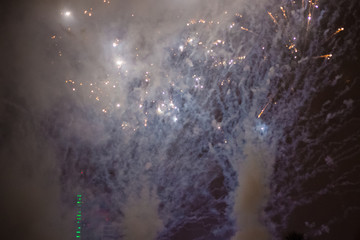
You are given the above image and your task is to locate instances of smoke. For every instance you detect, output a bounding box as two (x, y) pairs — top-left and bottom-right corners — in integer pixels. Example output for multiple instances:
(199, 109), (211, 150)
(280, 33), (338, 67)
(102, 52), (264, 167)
(2, 0), (360, 239)
(0, 1), (80, 239)
(232, 143), (274, 240)
(0, 102), (73, 239)
(0, 0), (272, 238)
(121, 179), (164, 240)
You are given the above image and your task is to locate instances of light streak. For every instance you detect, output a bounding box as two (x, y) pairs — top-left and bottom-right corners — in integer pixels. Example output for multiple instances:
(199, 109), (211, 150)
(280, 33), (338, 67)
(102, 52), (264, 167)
(334, 27), (344, 35)
(268, 12), (278, 25)
(313, 54), (332, 59)
(327, 27), (345, 40)
(258, 100), (271, 118)
(280, 7), (287, 19)
(240, 26), (257, 35)
(307, 12), (312, 31)
(307, 0), (318, 31)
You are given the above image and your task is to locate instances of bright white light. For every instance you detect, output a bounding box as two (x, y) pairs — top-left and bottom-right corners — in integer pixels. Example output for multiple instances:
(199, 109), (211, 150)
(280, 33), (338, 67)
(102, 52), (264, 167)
(65, 11), (71, 17)
(179, 45), (184, 52)
(157, 107), (163, 115)
(116, 59), (124, 67)
(256, 122), (268, 136)
(113, 39), (120, 47)
(173, 116), (178, 122)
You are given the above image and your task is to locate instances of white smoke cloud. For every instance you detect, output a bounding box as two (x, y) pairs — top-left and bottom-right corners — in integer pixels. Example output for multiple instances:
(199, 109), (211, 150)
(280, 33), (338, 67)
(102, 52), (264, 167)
(121, 179), (164, 240)
(231, 137), (275, 240)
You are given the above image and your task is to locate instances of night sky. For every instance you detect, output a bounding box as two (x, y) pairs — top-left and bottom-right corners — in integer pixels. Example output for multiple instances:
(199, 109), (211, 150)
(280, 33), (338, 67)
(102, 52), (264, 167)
(1, 0), (360, 239)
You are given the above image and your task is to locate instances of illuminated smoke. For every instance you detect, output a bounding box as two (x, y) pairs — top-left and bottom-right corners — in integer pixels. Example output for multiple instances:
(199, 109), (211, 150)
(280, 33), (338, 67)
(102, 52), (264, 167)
(1, 0), (360, 239)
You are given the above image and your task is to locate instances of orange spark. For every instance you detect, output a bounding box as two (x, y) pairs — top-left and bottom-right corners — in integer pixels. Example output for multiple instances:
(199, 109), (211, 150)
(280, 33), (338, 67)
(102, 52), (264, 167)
(280, 7), (287, 19)
(267, 12), (278, 25)
(258, 100), (271, 118)
(313, 54), (332, 59)
(240, 26), (257, 35)
(331, 27), (344, 37)
(326, 27), (344, 41)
